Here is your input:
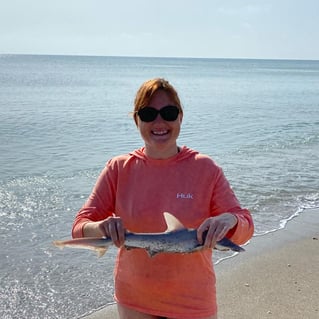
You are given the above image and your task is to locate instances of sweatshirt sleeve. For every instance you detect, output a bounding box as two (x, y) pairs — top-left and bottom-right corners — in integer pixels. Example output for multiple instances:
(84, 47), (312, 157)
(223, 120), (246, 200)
(210, 166), (254, 245)
(72, 160), (117, 238)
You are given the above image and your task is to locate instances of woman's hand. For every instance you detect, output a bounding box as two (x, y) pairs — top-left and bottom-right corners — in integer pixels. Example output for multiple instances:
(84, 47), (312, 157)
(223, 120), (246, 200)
(197, 213), (238, 249)
(83, 216), (125, 248)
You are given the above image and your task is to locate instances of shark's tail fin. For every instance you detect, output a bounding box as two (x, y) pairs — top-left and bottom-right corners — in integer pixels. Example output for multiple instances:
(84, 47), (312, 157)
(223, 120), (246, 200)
(53, 237), (111, 257)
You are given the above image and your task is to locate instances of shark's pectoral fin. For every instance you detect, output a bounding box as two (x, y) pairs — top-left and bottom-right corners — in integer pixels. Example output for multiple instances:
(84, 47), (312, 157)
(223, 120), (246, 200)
(146, 250), (159, 258)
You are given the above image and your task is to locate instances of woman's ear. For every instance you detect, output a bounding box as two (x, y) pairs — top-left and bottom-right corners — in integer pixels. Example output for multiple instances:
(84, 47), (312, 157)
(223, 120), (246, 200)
(133, 113), (139, 127)
(179, 113), (183, 124)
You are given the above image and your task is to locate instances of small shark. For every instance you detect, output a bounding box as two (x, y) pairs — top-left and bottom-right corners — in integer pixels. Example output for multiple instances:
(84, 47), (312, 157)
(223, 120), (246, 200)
(53, 212), (245, 257)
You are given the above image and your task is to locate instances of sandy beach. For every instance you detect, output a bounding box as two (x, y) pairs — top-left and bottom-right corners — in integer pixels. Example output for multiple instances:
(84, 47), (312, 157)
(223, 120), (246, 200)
(80, 208), (319, 319)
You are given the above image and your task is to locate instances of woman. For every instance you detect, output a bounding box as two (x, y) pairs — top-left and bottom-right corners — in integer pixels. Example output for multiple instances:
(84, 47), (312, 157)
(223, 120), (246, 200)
(72, 78), (254, 319)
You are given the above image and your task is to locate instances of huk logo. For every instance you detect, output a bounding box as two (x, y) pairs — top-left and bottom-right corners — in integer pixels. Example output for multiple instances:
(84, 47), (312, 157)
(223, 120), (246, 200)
(176, 193), (193, 199)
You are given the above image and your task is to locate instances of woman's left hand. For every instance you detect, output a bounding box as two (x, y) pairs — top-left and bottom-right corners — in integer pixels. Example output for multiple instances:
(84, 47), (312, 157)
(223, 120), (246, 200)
(197, 213), (238, 249)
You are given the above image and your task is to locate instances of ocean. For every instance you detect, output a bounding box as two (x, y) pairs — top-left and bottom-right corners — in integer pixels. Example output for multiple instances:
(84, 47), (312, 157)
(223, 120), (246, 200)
(0, 54), (318, 318)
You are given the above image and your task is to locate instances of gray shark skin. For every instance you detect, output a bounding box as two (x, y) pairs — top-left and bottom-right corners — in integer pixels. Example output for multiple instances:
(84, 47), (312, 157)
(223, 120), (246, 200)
(54, 213), (245, 257)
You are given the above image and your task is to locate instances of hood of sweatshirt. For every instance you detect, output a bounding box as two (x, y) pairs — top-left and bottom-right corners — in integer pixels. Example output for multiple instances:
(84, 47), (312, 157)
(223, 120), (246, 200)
(129, 146), (198, 165)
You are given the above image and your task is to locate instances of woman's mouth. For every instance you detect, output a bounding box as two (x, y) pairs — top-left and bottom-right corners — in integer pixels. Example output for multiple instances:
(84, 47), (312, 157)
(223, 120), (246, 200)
(152, 129), (169, 136)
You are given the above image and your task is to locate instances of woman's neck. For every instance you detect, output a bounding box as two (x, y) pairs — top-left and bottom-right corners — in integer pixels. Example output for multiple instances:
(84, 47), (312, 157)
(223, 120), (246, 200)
(144, 144), (180, 159)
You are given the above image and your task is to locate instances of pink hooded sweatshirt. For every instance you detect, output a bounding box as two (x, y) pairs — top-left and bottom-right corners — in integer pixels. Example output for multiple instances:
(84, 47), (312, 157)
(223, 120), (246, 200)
(72, 146), (254, 318)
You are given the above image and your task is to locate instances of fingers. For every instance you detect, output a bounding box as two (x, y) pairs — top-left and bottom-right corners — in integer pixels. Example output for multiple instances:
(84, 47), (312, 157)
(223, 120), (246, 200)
(197, 214), (238, 249)
(197, 219), (221, 249)
(197, 221), (208, 245)
(99, 217), (125, 248)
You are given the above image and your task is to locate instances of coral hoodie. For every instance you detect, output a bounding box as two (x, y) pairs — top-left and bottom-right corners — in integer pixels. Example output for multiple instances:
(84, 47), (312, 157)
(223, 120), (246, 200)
(72, 146), (254, 318)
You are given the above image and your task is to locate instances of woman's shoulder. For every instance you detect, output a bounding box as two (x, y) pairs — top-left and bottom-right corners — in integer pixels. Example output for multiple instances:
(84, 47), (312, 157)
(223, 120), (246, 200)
(105, 148), (145, 167)
(186, 147), (220, 167)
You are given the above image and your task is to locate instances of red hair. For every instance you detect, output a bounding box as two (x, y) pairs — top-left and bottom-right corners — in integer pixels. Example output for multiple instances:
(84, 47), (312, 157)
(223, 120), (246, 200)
(133, 78), (183, 125)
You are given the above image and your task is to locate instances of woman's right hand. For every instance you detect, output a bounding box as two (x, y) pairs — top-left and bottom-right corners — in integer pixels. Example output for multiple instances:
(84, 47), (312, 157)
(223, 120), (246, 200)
(83, 216), (125, 248)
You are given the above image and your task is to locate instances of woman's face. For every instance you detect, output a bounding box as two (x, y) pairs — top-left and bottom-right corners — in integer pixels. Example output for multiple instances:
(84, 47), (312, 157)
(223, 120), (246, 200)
(137, 90), (183, 159)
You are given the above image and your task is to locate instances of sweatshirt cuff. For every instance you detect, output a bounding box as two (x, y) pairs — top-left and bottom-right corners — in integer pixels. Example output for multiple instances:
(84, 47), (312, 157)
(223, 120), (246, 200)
(226, 213), (254, 245)
(72, 220), (90, 238)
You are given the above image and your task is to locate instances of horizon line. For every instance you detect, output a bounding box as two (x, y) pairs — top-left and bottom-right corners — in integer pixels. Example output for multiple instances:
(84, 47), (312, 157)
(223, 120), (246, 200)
(1, 52), (318, 62)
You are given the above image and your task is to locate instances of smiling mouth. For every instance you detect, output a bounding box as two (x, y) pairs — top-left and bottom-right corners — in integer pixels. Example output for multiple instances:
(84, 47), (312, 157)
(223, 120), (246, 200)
(152, 130), (169, 136)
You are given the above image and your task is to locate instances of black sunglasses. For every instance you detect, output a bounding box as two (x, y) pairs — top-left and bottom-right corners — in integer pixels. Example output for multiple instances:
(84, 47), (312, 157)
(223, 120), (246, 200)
(137, 105), (180, 122)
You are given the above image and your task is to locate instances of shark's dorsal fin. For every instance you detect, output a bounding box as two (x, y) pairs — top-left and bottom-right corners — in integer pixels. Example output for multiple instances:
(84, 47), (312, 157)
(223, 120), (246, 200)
(163, 212), (186, 232)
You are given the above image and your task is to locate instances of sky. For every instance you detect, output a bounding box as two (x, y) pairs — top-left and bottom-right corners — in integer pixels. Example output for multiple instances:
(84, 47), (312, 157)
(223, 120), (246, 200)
(1, 0), (318, 60)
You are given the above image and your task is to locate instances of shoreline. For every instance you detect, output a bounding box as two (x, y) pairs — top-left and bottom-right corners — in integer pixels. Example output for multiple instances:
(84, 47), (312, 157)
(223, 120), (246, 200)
(79, 208), (319, 319)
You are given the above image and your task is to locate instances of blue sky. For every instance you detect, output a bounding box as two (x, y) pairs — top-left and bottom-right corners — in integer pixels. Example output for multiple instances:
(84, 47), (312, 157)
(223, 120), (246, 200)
(1, 0), (318, 60)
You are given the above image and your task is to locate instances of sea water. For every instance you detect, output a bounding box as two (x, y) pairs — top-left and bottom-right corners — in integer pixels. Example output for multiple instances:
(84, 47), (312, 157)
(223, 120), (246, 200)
(0, 54), (318, 318)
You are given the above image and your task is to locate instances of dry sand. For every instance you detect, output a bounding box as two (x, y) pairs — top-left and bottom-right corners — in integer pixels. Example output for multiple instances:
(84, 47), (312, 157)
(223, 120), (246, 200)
(80, 208), (319, 319)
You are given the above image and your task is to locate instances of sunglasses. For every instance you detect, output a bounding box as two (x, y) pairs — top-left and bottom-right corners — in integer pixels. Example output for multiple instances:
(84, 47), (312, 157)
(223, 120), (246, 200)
(137, 105), (180, 122)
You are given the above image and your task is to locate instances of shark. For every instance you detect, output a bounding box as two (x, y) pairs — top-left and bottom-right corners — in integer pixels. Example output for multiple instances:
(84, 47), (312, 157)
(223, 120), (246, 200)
(53, 212), (245, 257)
